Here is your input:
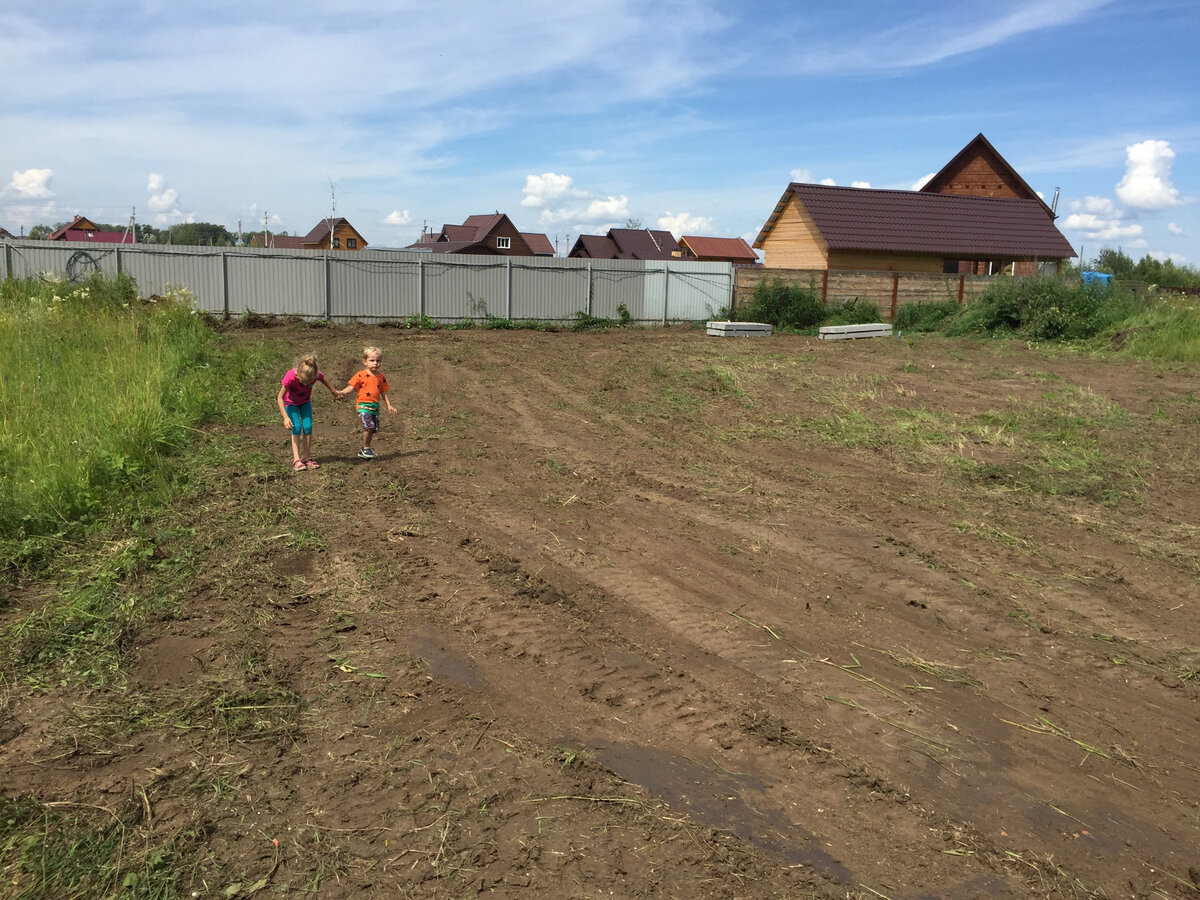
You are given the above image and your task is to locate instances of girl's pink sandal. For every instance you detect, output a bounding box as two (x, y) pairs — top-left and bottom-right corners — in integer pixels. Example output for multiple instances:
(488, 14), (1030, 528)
(292, 459), (306, 471)
(304, 458), (320, 469)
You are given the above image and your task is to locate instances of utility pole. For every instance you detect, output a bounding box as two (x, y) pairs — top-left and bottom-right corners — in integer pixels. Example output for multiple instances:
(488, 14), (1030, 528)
(328, 178), (337, 249)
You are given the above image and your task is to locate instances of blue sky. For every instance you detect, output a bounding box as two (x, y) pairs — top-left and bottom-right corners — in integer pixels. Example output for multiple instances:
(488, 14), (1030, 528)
(2, 0), (1197, 263)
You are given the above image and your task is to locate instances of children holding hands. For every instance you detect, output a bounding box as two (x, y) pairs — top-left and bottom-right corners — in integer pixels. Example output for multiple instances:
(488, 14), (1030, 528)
(335, 346), (398, 459)
(278, 354), (340, 470)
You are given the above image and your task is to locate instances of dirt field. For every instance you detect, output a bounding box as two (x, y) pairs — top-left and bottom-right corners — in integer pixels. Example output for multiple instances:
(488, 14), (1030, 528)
(5, 325), (1200, 898)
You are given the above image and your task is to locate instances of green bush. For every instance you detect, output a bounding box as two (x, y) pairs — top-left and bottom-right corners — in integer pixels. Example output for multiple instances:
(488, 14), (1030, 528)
(942, 276), (1135, 341)
(738, 277), (825, 329)
(893, 298), (961, 333)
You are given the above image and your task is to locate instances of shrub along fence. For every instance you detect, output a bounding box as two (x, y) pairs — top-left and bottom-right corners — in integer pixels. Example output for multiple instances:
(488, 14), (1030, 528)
(734, 266), (999, 320)
(1, 241), (734, 325)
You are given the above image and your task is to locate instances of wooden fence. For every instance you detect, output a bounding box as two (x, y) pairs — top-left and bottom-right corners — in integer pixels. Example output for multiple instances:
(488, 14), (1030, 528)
(734, 267), (999, 320)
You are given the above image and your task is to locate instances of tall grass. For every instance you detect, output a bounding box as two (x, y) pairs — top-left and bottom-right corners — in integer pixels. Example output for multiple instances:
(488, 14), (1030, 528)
(1116, 293), (1200, 362)
(0, 275), (246, 569)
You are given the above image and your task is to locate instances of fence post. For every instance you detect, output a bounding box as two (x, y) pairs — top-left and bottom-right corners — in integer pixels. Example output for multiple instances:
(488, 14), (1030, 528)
(3, 241), (11, 280)
(958, 274), (965, 304)
(506, 257), (512, 320)
(822, 269), (829, 303)
(323, 254), (331, 320)
(662, 263), (669, 325)
(586, 261), (592, 316)
(115, 247), (123, 277)
(221, 250), (230, 317)
(890, 272), (899, 319)
(419, 258), (425, 319)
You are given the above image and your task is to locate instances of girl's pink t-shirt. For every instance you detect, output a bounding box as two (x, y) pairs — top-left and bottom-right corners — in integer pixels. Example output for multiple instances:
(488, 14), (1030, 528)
(281, 368), (323, 406)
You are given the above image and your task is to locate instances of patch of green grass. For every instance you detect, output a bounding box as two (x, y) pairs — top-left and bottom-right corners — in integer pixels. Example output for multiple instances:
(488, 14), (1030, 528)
(0, 276), (277, 571)
(0, 795), (211, 900)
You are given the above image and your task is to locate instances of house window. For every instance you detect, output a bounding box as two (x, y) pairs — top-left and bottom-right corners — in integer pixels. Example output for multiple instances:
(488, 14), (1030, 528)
(496, 237), (511, 249)
(942, 259), (959, 274)
(346, 238), (357, 249)
(332, 238), (340, 248)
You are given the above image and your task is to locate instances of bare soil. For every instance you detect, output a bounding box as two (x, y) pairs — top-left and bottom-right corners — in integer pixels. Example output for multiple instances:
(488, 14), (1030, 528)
(5, 325), (1200, 898)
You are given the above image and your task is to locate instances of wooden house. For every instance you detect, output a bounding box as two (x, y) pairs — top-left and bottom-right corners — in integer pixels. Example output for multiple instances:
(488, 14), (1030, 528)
(567, 228), (681, 260)
(408, 213), (552, 257)
(753, 183), (1075, 276)
(302, 217), (368, 251)
(677, 235), (759, 265)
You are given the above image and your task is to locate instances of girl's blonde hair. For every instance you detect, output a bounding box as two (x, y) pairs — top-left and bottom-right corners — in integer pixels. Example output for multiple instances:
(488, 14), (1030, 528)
(362, 346), (382, 360)
(295, 354), (318, 383)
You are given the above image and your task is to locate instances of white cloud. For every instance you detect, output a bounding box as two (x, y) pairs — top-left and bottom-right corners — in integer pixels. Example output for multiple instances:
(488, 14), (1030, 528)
(818, 177), (836, 186)
(1069, 195), (1121, 217)
(850, 180), (871, 189)
(657, 211), (713, 234)
(789, 168), (812, 183)
(1115, 139), (1180, 210)
(1060, 212), (1143, 242)
(1167, 221), (1185, 236)
(146, 172), (189, 224)
(585, 195), (630, 220)
(912, 172), (934, 190)
(5, 169), (55, 198)
(521, 172), (588, 208)
(384, 210), (412, 226)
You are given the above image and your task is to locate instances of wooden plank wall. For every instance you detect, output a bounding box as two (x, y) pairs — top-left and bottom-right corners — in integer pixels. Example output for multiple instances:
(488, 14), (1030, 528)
(734, 267), (996, 319)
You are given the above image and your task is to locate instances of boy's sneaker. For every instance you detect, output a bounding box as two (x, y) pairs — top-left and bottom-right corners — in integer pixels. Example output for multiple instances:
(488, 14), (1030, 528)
(358, 447), (376, 459)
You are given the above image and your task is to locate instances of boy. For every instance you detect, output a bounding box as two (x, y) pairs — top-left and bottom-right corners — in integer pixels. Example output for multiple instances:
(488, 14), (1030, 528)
(336, 346), (398, 459)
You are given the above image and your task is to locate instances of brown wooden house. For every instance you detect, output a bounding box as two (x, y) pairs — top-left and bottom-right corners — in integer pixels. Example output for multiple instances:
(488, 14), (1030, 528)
(753, 183), (1075, 275)
(302, 217), (368, 251)
(919, 134), (1064, 273)
(408, 213), (552, 256)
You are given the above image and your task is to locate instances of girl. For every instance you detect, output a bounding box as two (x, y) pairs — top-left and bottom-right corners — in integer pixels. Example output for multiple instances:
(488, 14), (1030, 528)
(277, 354), (338, 470)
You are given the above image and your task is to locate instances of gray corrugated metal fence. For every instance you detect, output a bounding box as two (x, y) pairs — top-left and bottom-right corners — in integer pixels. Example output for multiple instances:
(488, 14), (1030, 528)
(1, 241), (734, 324)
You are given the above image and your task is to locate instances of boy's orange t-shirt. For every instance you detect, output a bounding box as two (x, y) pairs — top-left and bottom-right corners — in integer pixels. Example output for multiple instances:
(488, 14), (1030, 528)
(347, 369), (388, 408)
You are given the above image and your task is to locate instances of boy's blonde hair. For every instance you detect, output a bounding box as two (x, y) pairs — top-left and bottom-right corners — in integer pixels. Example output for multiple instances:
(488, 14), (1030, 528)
(362, 346), (382, 360)
(295, 354), (318, 382)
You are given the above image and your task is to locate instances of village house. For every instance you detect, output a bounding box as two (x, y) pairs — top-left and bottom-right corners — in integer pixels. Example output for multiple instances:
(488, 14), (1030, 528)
(46, 216), (134, 244)
(567, 228), (681, 260)
(408, 213), (553, 257)
(755, 134), (1075, 276)
(248, 217), (369, 251)
(753, 183), (1075, 276)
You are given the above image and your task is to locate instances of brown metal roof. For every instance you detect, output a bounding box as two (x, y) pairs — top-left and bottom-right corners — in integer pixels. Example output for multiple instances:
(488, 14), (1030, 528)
(757, 183), (1076, 259)
(609, 228), (680, 260)
(520, 232), (555, 255)
(679, 235), (758, 262)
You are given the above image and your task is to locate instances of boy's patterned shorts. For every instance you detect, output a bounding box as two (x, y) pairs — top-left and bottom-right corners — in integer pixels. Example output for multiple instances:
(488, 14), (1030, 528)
(359, 411), (380, 433)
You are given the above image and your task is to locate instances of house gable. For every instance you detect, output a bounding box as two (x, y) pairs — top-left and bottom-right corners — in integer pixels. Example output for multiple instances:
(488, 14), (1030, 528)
(921, 133), (1055, 217)
(302, 217), (368, 251)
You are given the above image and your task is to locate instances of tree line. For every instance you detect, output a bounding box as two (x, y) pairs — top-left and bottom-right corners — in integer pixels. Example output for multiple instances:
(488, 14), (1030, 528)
(1090, 248), (1200, 291)
(22, 221), (291, 246)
